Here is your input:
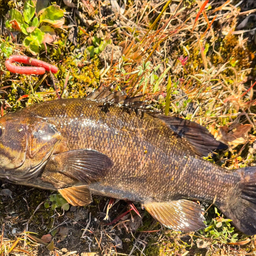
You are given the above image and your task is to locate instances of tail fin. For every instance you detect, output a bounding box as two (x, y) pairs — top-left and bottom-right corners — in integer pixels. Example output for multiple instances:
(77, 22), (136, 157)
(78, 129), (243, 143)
(219, 167), (256, 235)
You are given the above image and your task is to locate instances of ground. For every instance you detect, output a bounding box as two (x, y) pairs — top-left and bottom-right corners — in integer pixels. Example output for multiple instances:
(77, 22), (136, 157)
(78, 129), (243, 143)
(1, 0), (256, 255)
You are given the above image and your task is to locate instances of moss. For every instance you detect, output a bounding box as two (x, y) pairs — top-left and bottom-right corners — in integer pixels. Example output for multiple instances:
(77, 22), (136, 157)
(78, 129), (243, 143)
(144, 237), (160, 255)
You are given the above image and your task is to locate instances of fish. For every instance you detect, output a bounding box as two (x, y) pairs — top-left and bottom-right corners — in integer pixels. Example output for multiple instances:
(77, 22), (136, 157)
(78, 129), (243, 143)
(0, 96), (256, 235)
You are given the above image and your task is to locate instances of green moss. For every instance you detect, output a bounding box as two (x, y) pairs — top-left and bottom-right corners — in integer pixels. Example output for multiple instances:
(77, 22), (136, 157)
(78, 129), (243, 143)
(144, 237), (160, 255)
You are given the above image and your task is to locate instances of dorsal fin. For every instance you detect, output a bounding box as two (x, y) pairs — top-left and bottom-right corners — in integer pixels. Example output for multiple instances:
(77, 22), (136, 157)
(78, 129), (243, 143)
(86, 86), (127, 104)
(157, 115), (227, 156)
(87, 86), (156, 115)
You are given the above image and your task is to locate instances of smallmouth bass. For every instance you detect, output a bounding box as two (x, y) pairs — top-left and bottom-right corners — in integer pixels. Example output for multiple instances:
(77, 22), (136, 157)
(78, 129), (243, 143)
(0, 98), (255, 235)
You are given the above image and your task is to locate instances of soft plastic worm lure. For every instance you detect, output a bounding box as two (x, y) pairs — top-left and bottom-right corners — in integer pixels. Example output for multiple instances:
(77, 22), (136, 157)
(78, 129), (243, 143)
(5, 55), (58, 75)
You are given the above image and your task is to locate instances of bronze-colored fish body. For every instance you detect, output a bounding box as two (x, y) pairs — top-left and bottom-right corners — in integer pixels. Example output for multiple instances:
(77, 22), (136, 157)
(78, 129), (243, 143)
(0, 98), (255, 234)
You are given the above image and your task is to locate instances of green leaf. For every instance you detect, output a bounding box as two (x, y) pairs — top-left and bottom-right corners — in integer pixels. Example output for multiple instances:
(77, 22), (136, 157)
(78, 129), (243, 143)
(0, 42), (13, 58)
(23, 30), (43, 55)
(6, 9), (28, 35)
(150, 74), (158, 85)
(204, 225), (214, 232)
(5, 20), (12, 30)
(39, 5), (65, 27)
(165, 76), (172, 116)
(153, 63), (161, 72)
(23, 36), (33, 48)
(30, 41), (41, 54)
(94, 47), (100, 55)
(56, 197), (67, 207)
(51, 203), (57, 210)
(4, 47), (13, 58)
(9, 9), (24, 24)
(92, 36), (100, 47)
(87, 46), (95, 58)
(142, 76), (150, 94)
(31, 16), (39, 28)
(20, 23), (29, 35)
(49, 194), (56, 202)
(24, 0), (36, 24)
(138, 66), (144, 76)
(98, 39), (111, 52)
(31, 28), (44, 44)
(214, 207), (220, 216)
(51, 228), (58, 237)
(44, 201), (50, 209)
(153, 66), (171, 93)
(144, 61), (150, 70)
(40, 24), (54, 33)
(61, 203), (70, 211)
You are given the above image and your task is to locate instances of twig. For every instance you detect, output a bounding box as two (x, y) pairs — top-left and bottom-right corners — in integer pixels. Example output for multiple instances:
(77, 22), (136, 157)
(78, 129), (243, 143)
(50, 72), (61, 99)
(81, 212), (91, 238)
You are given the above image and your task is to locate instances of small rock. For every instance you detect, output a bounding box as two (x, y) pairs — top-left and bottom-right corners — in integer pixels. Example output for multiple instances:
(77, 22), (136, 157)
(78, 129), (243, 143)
(41, 234), (52, 243)
(58, 227), (69, 241)
(0, 188), (12, 198)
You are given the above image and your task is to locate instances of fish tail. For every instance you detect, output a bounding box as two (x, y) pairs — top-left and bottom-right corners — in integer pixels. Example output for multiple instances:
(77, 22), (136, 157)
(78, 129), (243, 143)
(219, 166), (256, 235)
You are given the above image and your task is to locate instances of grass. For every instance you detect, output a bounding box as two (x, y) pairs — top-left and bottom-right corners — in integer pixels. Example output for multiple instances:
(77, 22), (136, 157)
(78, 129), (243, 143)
(0, 0), (256, 255)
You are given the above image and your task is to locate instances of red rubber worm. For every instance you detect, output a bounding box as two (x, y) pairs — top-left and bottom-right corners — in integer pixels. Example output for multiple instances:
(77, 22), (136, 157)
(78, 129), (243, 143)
(5, 55), (58, 75)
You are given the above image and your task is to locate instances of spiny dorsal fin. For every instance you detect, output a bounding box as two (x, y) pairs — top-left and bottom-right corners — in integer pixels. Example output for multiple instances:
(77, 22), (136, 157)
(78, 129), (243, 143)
(86, 86), (155, 116)
(144, 200), (206, 233)
(59, 186), (92, 206)
(46, 149), (113, 184)
(157, 115), (227, 156)
(86, 86), (127, 104)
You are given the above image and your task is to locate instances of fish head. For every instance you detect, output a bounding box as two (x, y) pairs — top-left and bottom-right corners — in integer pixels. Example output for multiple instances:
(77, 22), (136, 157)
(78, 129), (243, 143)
(0, 112), (61, 181)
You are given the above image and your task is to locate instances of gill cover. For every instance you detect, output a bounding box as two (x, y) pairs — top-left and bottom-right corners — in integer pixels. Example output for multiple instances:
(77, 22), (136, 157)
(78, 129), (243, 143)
(0, 118), (27, 171)
(0, 114), (61, 181)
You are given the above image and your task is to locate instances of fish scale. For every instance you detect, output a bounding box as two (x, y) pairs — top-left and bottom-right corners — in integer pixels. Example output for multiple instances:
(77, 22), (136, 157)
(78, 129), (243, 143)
(0, 98), (256, 234)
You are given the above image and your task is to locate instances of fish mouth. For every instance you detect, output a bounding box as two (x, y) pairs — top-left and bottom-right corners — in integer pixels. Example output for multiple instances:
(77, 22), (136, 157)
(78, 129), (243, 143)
(5, 158), (48, 182)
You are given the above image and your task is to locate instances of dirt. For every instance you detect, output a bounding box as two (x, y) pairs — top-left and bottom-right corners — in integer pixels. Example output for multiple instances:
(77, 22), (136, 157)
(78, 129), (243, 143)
(0, 181), (157, 255)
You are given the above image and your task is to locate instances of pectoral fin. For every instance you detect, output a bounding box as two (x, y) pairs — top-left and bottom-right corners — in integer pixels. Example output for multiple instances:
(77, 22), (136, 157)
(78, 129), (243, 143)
(59, 185), (92, 206)
(144, 200), (205, 233)
(45, 149), (113, 183)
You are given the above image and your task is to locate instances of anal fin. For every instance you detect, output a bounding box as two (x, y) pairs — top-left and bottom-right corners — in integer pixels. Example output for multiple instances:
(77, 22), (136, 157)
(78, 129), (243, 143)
(58, 185), (92, 206)
(144, 200), (205, 233)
